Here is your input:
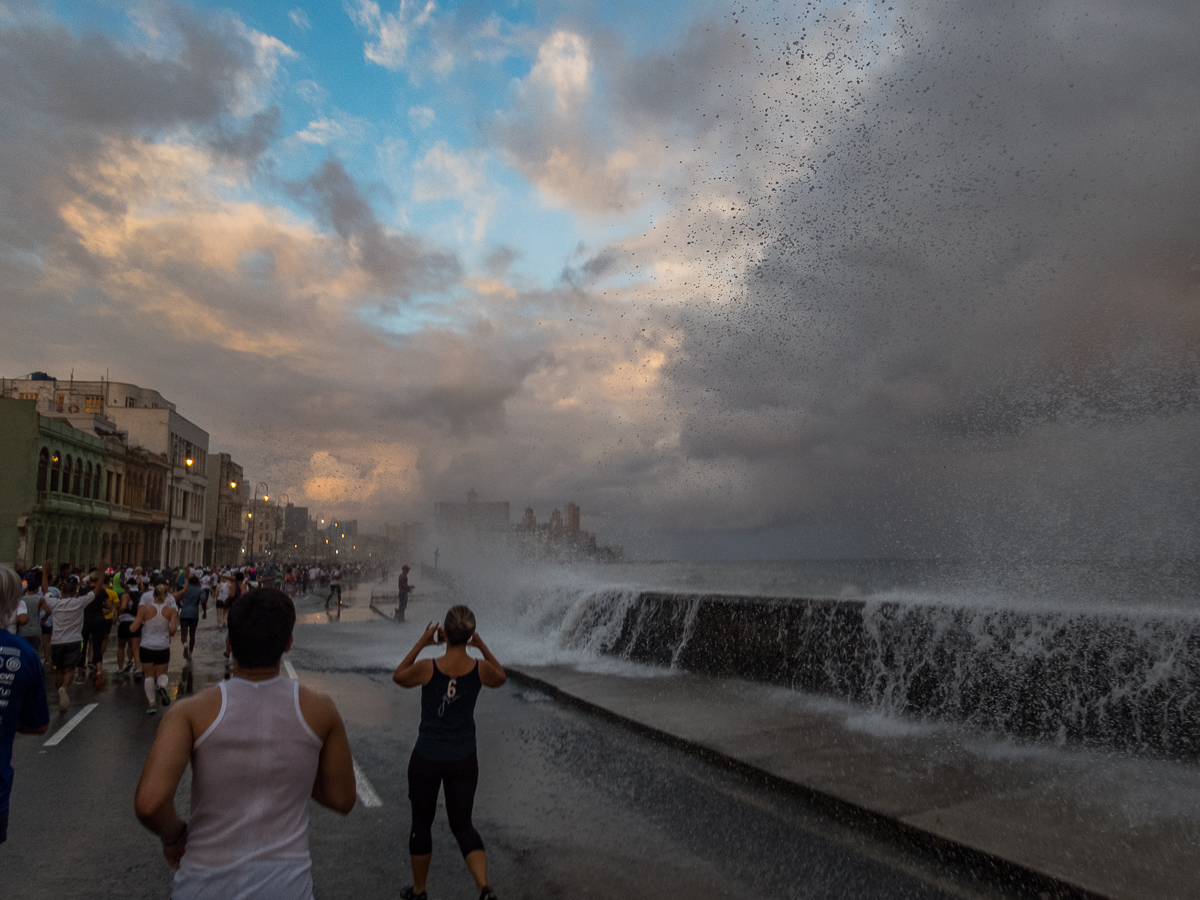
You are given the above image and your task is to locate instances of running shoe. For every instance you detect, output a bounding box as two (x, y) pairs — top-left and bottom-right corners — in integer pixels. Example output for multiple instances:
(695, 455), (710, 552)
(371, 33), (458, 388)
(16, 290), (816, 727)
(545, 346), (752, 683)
(479, 888), (499, 900)
(158, 685), (172, 707)
(147, 703), (158, 715)
(183, 646), (190, 660)
(133, 669), (143, 679)
(57, 686), (69, 707)
(400, 889), (427, 900)
(94, 671), (104, 688)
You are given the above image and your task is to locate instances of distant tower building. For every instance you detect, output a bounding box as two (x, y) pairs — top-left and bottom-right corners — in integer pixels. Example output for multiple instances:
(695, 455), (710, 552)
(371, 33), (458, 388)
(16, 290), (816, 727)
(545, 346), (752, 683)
(550, 508), (563, 531)
(523, 507), (536, 528)
(565, 503), (580, 537)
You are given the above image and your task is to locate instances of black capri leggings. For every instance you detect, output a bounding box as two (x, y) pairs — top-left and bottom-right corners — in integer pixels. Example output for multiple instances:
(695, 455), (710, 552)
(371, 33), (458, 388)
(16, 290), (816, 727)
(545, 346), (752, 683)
(407, 749), (485, 857)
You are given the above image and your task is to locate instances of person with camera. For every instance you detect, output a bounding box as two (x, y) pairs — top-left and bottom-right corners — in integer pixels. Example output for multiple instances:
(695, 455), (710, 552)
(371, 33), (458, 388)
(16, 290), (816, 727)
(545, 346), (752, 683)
(392, 606), (506, 900)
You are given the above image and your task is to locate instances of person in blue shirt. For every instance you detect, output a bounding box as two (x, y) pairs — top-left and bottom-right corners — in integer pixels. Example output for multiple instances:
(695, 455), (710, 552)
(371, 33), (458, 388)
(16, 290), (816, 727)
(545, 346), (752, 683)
(0, 564), (51, 845)
(172, 576), (205, 661)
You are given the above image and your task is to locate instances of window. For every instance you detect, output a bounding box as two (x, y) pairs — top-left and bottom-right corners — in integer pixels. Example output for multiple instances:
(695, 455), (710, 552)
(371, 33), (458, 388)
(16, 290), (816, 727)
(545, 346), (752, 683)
(105, 471), (113, 502)
(37, 448), (49, 492)
(50, 452), (61, 491)
(125, 396), (137, 407)
(93, 466), (102, 500)
(56, 394), (65, 413)
(115, 473), (123, 505)
(85, 394), (103, 413)
(83, 462), (92, 498)
(20, 392), (37, 401)
(73, 458), (83, 495)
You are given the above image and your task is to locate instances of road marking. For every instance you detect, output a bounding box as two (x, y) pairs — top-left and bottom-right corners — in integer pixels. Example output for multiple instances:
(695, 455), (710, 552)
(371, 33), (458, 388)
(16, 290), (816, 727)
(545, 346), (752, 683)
(281, 658), (382, 808)
(44, 703), (98, 746)
(354, 761), (383, 808)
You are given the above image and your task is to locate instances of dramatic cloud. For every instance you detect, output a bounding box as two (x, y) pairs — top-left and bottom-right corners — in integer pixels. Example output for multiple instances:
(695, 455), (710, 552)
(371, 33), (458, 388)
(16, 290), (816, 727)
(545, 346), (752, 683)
(3, 0), (1197, 559)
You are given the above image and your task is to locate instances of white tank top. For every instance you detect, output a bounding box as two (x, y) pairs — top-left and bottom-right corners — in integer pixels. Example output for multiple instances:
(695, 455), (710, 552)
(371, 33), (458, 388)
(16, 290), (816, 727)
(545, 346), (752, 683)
(174, 676), (323, 900)
(140, 602), (172, 650)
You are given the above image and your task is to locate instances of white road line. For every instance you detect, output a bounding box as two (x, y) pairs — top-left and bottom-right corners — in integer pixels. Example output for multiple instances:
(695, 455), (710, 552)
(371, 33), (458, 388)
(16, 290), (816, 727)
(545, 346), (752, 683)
(353, 761), (383, 808)
(44, 703), (98, 747)
(281, 658), (382, 808)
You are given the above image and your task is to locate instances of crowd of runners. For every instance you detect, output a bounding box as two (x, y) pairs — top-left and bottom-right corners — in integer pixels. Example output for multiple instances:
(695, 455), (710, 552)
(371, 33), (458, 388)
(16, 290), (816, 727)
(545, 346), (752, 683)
(2, 555), (502, 900)
(0, 560), (359, 714)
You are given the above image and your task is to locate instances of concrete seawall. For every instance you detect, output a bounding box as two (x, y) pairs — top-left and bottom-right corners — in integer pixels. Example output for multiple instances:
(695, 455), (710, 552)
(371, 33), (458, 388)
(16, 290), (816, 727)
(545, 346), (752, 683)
(570, 591), (1200, 758)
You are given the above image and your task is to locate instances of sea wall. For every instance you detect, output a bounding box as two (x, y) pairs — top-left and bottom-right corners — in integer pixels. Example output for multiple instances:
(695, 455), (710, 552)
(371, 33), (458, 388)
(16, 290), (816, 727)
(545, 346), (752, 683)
(564, 591), (1200, 758)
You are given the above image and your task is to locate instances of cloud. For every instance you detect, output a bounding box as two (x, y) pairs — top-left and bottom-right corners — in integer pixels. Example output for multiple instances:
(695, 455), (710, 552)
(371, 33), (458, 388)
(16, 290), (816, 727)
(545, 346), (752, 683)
(286, 111), (368, 147)
(346, 0), (434, 71)
(412, 141), (494, 242)
(407, 104), (435, 128)
(288, 8), (310, 31)
(288, 157), (460, 297)
(528, 30), (590, 113)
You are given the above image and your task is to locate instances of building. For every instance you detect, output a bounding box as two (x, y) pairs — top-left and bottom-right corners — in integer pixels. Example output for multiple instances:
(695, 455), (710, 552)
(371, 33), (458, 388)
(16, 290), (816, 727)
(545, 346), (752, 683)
(435, 490), (510, 539)
(0, 398), (169, 570)
(514, 500), (623, 562)
(1, 373), (210, 567)
(246, 498), (283, 562)
(203, 453), (245, 567)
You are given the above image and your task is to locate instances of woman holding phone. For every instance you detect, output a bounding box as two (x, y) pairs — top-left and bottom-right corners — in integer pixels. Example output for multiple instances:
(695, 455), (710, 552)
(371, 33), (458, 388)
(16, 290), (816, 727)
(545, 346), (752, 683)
(392, 606), (506, 900)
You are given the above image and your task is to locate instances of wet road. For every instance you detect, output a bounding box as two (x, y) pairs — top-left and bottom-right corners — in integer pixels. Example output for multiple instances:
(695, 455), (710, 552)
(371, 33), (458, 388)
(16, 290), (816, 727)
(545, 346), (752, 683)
(5, 591), (1006, 900)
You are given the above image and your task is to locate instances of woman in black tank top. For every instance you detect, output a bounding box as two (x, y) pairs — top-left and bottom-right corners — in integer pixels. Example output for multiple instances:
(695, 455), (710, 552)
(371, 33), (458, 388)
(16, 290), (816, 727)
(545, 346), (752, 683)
(393, 605), (507, 900)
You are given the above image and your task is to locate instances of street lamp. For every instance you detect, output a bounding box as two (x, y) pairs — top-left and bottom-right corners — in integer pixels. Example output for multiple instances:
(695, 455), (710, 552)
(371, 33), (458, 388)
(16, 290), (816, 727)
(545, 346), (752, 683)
(276, 492), (290, 562)
(164, 452), (194, 568)
(249, 482), (268, 564)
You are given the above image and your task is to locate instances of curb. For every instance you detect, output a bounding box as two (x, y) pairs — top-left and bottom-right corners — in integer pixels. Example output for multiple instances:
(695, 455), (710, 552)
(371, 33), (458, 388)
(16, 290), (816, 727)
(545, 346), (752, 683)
(507, 667), (1113, 900)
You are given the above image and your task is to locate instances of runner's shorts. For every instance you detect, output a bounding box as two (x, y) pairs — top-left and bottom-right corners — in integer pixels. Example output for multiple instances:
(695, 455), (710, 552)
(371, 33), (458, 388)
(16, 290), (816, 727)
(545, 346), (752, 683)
(179, 616), (199, 630)
(118, 621), (135, 640)
(51, 643), (83, 670)
(139, 647), (170, 666)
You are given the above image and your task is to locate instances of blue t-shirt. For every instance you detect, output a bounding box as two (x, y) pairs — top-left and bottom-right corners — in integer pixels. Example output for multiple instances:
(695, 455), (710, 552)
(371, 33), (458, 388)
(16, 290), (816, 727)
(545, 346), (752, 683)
(177, 586), (204, 619)
(0, 631), (51, 812)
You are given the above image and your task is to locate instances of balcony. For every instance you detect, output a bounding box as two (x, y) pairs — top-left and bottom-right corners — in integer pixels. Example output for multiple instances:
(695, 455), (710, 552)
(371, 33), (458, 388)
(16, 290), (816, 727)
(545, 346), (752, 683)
(35, 492), (111, 518)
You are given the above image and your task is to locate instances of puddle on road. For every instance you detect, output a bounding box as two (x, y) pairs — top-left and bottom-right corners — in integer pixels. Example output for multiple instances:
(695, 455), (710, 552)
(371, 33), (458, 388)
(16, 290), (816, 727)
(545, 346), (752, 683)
(297, 606), (381, 624)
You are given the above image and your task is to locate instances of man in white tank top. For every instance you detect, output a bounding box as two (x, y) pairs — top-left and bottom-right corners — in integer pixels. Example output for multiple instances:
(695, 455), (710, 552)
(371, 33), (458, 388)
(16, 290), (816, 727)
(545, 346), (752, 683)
(135, 587), (357, 899)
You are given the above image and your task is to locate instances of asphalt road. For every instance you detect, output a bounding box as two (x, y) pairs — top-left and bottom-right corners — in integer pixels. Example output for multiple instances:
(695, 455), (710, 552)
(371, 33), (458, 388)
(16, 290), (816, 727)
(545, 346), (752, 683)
(4, 590), (1007, 900)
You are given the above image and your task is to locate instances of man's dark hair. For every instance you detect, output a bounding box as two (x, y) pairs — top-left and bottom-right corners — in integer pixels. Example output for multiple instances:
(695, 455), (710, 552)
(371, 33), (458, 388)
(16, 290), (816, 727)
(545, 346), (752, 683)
(189, 575), (200, 586)
(227, 588), (295, 668)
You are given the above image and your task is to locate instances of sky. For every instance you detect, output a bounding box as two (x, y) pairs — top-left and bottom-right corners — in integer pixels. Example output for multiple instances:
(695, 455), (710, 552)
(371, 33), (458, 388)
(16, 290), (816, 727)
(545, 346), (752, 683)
(2, 0), (1198, 559)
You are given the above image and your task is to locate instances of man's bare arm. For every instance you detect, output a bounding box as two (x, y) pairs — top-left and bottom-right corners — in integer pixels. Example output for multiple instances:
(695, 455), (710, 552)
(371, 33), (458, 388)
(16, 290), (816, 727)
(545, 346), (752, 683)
(134, 705), (194, 867)
(300, 688), (356, 814)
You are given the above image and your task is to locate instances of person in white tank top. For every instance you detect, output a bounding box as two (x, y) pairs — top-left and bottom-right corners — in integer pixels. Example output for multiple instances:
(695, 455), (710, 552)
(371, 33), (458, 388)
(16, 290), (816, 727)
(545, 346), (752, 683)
(135, 587), (356, 900)
(131, 583), (178, 714)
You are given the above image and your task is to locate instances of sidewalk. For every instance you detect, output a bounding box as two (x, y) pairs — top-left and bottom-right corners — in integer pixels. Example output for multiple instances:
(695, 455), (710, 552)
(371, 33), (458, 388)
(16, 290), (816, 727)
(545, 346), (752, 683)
(508, 664), (1200, 900)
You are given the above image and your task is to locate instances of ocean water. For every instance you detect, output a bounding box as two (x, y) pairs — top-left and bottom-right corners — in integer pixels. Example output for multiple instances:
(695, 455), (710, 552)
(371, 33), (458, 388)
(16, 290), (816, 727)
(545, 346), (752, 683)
(439, 555), (1200, 755)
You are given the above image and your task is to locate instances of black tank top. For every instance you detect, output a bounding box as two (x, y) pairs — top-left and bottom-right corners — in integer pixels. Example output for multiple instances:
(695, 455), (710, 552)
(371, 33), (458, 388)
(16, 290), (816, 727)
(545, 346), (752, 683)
(414, 659), (482, 761)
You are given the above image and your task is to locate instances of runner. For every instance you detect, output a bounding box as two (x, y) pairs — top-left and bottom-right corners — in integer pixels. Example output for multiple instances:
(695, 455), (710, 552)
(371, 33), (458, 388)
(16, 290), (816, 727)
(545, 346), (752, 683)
(131, 583), (178, 714)
(80, 571), (114, 687)
(134, 587), (356, 898)
(326, 566), (342, 609)
(214, 572), (232, 631)
(116, 576), (140, 678)
(173, 576), (203, 662)
(0, 578), (29, 636)
(392, 606), (506, 900)
(0, 564), (51, 845)
(38, 565), (89, 709)
(283, 567), (296, 598)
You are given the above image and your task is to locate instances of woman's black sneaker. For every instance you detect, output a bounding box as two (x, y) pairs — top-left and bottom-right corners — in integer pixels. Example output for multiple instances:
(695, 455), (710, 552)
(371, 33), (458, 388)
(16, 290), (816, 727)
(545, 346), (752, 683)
(400, 888), (427, 900)
(479, 888), (499, 900)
